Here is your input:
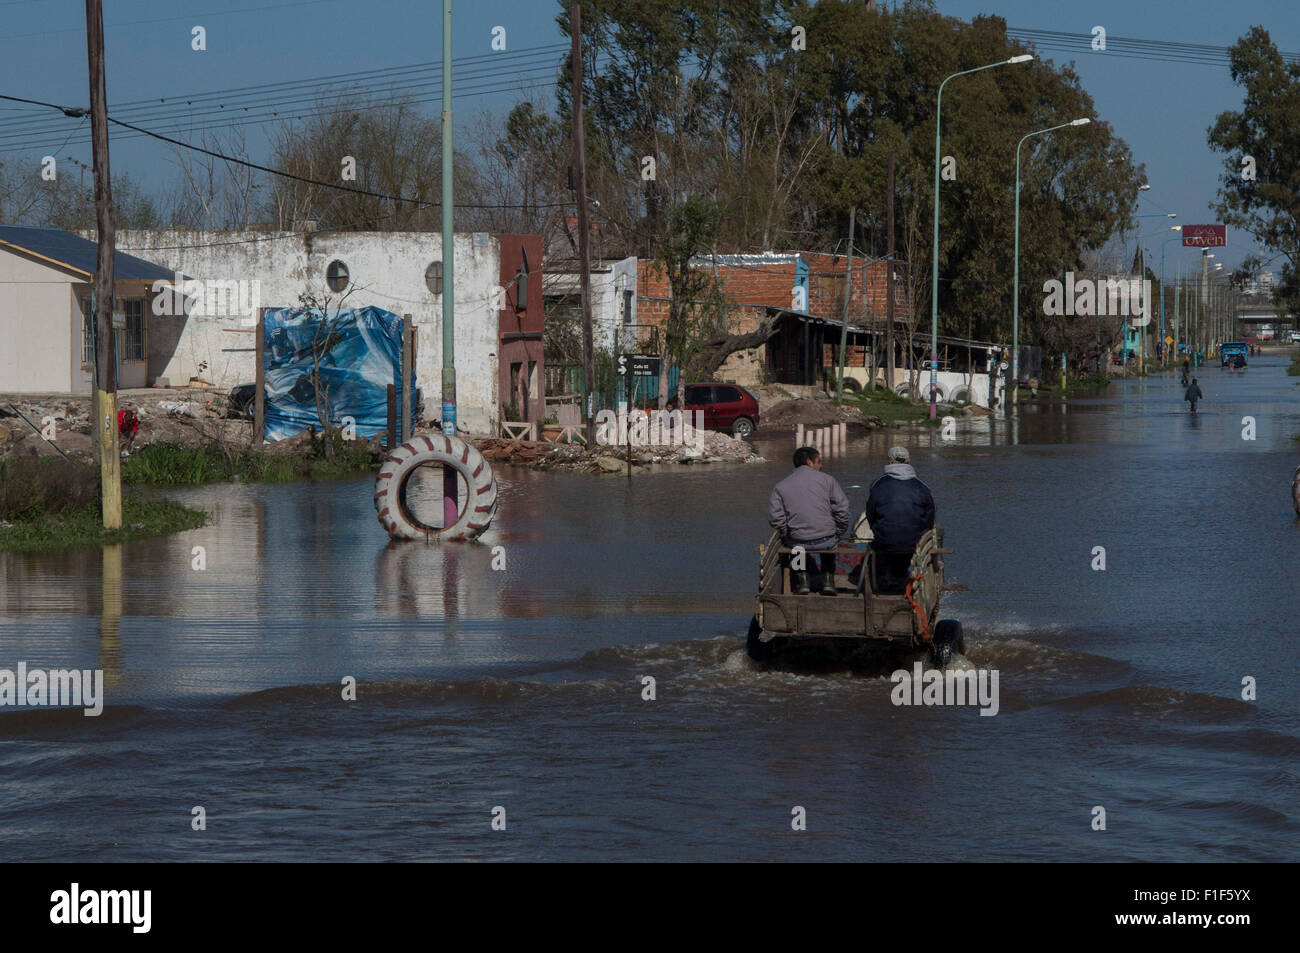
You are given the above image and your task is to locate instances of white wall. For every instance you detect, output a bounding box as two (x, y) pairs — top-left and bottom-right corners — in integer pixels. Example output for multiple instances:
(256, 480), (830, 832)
(0, 252), (77, 393)
(544, 256), (637, 353)
(112, 230), (502, 431)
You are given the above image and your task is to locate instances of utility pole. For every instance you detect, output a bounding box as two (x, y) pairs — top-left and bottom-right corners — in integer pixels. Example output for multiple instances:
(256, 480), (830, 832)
(1200, 249), (1208, 363)
(86, 0), (120, 530)
(570, 2), (595, 444)
(885, 149), (896, 391)
(835, 207), (855, 400)
(1137, 244), (1146, 374)
(440, 0), (458, 526)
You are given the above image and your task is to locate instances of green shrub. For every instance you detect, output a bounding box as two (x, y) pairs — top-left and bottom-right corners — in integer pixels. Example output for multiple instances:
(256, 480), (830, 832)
(0, 457), (100, 521)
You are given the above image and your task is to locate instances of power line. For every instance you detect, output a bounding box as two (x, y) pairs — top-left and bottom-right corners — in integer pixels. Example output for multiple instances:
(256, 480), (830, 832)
(1, 89), (571, 214)
(105, 114), (570, 211)
(0, 43), (569, 142)
(1005, 27), (1300, 68)
(0, 44), (571, 153)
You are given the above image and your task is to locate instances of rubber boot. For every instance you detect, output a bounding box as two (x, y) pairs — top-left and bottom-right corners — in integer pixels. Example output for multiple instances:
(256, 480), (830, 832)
(790, 571), (811, 595)
(819, 556), (837, 596)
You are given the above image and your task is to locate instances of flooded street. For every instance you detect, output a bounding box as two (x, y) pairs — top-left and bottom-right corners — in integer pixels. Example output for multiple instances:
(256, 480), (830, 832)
(2, 356), (1298, 861)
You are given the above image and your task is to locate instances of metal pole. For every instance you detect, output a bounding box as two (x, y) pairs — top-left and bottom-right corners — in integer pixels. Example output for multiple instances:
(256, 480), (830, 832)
(929, 74), (947, 422)
(835, 207), (855, 401)
(86, 0), (120, 529)
(440, 0), (458, 526)
(1138, 243), (1146, 374)
(1200, 250), (1208, 363)
(1013, 119), (1087, 410)
(440, 0), (456, 438)
(930, 58), (1030, 420)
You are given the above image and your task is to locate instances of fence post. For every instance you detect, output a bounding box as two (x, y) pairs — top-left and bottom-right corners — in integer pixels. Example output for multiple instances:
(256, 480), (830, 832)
(401, 315), (414, 442)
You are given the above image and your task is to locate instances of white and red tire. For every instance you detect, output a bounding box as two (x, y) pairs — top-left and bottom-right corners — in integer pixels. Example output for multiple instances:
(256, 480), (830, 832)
(373, 434), (498, 541)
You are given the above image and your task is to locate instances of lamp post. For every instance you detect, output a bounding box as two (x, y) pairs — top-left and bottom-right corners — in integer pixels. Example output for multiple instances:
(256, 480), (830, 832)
(1123, 210), (1175, 271)
(1159, 228), (1182, 364)
(930, 53), (1033, 419)
(1012, 117), (1090, 409)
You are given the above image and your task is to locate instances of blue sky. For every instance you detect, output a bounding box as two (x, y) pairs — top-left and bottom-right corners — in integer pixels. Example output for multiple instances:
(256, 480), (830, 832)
(0, 0), (1295, 273)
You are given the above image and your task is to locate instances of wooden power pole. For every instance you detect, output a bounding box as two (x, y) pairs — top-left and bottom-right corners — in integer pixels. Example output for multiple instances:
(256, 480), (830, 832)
(571, 2), (596, 444)
(86, 0), (120, 529)
(885, 149), (896, 391)
(834, 207), (855, 400)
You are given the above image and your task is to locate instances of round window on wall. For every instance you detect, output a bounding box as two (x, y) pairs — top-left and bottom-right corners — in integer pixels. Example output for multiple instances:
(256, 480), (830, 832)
(326, 260), (350, 292)
(425, 261), (443, 295)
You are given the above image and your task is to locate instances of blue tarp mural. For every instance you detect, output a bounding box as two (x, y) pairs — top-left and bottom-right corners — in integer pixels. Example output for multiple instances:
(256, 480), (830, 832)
(262, 305), (414, 443)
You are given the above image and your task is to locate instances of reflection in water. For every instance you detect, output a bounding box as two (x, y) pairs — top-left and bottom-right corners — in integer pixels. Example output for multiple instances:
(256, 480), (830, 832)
(0, 357), (1297, 861)
(99, 543), (122, 691)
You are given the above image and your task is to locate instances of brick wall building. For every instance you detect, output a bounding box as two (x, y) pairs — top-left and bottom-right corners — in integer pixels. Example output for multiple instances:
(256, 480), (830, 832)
(635, 252), (910, 388)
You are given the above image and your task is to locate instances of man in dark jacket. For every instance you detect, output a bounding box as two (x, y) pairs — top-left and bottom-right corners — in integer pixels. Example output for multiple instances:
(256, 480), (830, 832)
(769, 446), (851, 595)
(1184, 377), (1203, 413)
(863, 446), (936, 594)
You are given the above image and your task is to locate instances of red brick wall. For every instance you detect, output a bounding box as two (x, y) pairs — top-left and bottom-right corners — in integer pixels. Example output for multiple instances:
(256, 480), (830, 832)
(800, 254), (900, 322)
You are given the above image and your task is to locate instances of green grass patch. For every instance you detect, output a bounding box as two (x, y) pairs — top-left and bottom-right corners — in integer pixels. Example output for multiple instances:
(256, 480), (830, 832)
(0, 457), (207, 553)
(1063, 375), (1111, 397)
(122, 436), (376, 486)
(839, 385), (930, 423)
(0, 496), (207, 554)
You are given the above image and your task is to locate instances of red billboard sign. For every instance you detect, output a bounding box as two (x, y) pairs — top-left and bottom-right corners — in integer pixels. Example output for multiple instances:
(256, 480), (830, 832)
(1182, 225), (1226, 247)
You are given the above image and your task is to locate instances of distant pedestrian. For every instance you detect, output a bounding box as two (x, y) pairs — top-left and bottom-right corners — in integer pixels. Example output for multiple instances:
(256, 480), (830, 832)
(1184, 378), (1203, 414)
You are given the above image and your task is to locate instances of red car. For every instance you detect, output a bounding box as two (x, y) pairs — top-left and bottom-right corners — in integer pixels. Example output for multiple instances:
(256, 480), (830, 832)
(680, 382), (760, 438)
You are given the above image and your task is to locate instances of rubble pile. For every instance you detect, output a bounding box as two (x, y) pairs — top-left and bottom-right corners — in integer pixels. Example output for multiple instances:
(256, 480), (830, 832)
(762, 397), (882, 429)
(471, 423), (764, 474)
(0, 391), (251, 461)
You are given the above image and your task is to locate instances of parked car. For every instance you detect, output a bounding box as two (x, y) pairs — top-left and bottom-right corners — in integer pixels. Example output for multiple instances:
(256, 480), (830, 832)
(674, 382), (760, 438)
(226, 383), (424, 421)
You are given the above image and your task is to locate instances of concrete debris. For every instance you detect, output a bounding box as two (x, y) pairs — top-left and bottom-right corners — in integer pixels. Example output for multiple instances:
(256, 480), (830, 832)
(470, 425), (764, 474)
(762, 397), (882, 429)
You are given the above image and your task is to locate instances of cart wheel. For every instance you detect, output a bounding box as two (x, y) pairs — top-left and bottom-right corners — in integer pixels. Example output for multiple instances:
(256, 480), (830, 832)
(746, 615), (774, 663)
(930, 619), (964, 667)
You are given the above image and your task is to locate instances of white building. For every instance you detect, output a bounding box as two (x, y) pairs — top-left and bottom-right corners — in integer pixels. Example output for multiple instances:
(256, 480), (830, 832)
(109, 229), (528, 433)
(0, 226), (175, 394)
(543, 257), (638, 352)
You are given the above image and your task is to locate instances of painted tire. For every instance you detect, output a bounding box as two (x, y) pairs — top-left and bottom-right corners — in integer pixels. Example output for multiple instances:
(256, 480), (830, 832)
(373, 434), (497, 541)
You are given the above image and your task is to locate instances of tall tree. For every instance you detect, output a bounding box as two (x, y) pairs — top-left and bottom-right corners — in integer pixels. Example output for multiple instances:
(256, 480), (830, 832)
(1208, 26), (1300, 313)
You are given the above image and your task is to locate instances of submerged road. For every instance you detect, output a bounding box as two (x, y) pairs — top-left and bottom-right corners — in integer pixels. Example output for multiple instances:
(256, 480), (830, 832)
(1, 355), (1297, 860)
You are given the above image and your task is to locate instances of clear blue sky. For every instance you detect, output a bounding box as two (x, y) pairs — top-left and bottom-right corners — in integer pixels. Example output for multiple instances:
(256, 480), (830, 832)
(1, 0), (1295, 272)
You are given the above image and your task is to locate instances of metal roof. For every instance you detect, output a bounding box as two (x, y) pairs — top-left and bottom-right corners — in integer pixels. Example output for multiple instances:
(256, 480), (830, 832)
(0, 225), (175, 281)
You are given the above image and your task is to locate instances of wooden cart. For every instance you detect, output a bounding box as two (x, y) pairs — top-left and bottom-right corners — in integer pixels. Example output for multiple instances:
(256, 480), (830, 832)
(748, 527), (963, 666)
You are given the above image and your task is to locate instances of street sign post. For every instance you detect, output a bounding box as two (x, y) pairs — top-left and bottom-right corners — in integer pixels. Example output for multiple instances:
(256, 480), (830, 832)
(630, 355), (660, 377)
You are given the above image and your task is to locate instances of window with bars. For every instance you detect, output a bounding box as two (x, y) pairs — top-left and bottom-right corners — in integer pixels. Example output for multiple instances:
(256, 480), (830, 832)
(81, 297), (94, 367)
(123, 299), (144, 361)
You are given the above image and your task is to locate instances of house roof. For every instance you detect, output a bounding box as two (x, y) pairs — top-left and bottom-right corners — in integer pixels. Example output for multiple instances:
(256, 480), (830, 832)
(0, 225), (175, 281)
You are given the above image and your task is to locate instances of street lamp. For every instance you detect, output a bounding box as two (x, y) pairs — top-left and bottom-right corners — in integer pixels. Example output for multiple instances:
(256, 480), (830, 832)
(1124, 212), (1176, 272)
(1012, 116), (1090, 409)
(930, 53), (1034, 419)
(1159, 227), (1183, 363)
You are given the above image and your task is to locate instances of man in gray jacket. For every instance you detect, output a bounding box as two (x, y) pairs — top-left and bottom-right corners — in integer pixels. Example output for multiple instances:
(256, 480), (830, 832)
(769, 446), (851, 595)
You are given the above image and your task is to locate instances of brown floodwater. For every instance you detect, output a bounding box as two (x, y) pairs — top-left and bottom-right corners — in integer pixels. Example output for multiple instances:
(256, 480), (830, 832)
(1, 356), (1297, 860)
